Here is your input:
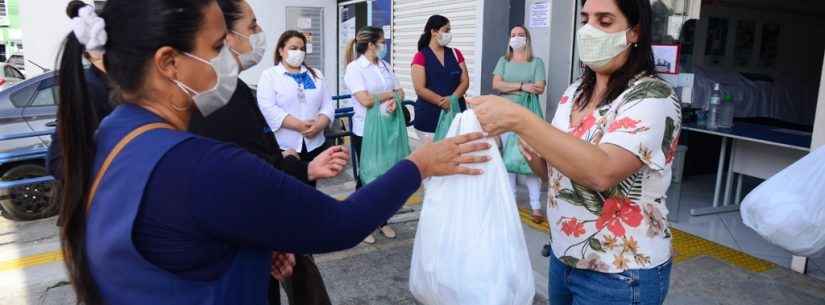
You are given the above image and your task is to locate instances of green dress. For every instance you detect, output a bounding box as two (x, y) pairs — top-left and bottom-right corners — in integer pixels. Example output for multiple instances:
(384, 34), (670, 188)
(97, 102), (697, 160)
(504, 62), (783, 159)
(493, 56), (546, 175)
(493, 56), (546, 102)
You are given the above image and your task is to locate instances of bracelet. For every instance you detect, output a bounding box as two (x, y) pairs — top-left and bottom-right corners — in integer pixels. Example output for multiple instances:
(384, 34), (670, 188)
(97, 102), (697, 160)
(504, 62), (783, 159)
(519, 82), (524, 90)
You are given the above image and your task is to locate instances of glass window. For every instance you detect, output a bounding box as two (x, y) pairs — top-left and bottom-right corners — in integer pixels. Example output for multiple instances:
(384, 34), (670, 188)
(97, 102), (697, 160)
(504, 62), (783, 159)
(4, 65), (24, 79)
(29, 87), (58, 107)
(9, 83), (36, 108)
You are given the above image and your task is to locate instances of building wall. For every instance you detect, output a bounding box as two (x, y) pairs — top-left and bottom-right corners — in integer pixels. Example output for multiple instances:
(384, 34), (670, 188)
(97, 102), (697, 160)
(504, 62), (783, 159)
(479, 0), (511, 95)
(1, 0), (24, 56)
(19, 0), (78, 72)
(522, 0), (553, 118)
(545, 0), (578, 119)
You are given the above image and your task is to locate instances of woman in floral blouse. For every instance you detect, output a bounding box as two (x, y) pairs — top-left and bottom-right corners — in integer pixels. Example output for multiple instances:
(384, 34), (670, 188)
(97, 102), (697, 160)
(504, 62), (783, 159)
(470, 0), (680, 304)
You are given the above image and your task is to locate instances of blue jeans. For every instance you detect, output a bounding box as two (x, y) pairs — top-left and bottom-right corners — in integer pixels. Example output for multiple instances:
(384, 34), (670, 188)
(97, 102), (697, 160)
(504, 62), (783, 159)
(548, 254), (672, 305)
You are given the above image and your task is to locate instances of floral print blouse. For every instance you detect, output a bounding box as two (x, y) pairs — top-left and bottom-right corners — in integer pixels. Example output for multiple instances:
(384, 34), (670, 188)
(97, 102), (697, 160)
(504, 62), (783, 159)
(547, 75), (682, 273)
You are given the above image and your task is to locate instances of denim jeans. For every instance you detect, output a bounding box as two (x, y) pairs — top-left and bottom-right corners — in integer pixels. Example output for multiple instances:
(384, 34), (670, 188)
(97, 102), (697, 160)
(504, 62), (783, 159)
(548, 254), (672, 305)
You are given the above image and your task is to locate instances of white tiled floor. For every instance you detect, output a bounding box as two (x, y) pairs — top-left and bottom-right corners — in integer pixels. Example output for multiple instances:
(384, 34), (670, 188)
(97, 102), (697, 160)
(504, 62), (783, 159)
(672, 175), (825, 282)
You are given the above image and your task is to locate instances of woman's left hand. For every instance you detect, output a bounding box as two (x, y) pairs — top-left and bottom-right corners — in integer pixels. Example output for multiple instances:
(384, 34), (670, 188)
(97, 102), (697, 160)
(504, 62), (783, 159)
(468, 95), (530, 136)
(307, 145), (350, 181)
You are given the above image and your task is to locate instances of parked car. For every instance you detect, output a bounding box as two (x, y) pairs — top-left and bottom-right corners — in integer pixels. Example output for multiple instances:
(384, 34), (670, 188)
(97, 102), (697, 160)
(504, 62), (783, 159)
(6, 55), (26, 72)
(0, 71), (58, 221)
(0, 63), (27, 87)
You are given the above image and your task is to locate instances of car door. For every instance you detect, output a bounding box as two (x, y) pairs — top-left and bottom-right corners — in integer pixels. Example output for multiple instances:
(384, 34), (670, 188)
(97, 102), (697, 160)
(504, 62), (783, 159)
(20, 76), (58, 145)
(0, 80), (38, 154)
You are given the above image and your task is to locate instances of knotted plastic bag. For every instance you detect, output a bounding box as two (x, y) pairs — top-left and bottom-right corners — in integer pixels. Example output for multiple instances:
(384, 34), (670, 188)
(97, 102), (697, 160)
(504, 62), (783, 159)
(741, 146), (825, 257)
(433, 96), (462, 142)
(503, 93), (544, 175)
(359, 94), (412, 184)
(410, 110), (535, 305)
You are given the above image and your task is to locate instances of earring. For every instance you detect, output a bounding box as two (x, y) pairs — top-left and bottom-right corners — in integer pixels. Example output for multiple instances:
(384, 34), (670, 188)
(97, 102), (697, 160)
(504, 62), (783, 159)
(634, 43), (639, 48)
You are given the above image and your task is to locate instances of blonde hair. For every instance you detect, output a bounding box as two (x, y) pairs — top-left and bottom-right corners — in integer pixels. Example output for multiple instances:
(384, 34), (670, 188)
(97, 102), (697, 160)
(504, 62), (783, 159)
(504, 25), (534, 62)
(345, 26), (384, 63)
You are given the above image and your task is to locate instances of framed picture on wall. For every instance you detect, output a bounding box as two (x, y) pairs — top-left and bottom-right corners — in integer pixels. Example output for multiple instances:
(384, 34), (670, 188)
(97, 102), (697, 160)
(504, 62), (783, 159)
(734, 20), (757, 68)
(653, 44), (681, 74)
(760, 23), (781, 69)
(704, 17), (729, 66)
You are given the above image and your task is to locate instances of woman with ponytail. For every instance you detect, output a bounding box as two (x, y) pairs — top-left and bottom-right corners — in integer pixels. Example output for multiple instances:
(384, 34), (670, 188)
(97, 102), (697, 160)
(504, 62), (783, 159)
(56, 1), (489, 304)
(343, 26), (407, 244)
(46, 0), (114, 184)
(411, 15), (470, 142)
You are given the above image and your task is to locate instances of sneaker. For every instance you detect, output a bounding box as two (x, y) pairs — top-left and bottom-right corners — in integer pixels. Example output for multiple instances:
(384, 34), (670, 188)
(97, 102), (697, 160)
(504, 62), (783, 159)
(379, 226), (397, 239)
(363, 234), (376, 244)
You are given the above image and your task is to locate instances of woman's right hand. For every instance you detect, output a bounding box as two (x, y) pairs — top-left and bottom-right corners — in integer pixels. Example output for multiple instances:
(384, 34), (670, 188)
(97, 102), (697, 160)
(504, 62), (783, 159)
(468, 95), (531, 136)
(407, 132), (491, 179)
(437, 97), (451, 110)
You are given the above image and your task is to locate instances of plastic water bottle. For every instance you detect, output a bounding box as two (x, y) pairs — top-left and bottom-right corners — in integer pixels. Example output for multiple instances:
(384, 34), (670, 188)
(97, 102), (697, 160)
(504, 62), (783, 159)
(707, 83), (721, 130)
(718, 95), (734, 129)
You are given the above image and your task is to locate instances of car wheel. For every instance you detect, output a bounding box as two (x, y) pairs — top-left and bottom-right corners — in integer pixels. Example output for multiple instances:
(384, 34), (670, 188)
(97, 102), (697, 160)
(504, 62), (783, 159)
(0, 164), (57, 221)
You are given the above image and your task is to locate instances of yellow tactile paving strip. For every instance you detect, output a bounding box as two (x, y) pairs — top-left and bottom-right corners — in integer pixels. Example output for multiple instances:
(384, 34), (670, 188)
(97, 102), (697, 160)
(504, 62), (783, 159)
(516, 207), (775, 273)
(0, 192), (426, 272)
(0, 193), (773, 274)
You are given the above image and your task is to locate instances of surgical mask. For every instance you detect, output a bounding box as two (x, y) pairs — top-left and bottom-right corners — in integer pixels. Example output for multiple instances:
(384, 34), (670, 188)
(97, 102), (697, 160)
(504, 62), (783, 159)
(285, 50), (306, 67)
(230, 30), (267, 70)
(376, 43), (387, 59)
(173, 45), (239, 117)
(577, 24), (630, 70)
(437, 32), (452, 46)
(509, 36), (527, 50)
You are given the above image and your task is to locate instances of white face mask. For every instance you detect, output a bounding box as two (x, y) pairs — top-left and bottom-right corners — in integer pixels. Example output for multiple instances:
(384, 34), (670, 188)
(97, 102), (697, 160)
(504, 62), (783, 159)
(577, 24), (630, 70)
(509, 36), (527, 50)
(285, 50), (306, 67)
(230, 30), (267, 71)
(437, 32), (452, 46)
(173, 45), (239, 117)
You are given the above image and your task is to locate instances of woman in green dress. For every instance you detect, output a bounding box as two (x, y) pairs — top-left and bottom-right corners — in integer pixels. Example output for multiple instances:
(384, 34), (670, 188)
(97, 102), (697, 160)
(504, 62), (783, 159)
(492, 25), (547, 223)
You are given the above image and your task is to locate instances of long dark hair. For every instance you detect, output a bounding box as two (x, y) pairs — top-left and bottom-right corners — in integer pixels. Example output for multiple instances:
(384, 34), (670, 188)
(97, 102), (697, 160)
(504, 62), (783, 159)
(417, 15), (449, 51)
(575, 0), (655, 110)
(345, 26), (384, 63)
(274, 30), (318, 79)
(57, 0), (211, 304)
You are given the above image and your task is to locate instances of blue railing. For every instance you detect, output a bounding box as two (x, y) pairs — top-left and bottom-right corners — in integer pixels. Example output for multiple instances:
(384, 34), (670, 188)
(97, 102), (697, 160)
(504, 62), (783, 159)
(0, 95), (415, 192)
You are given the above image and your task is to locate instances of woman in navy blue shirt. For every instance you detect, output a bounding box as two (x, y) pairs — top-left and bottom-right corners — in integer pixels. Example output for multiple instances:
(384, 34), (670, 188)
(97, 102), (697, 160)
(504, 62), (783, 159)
(411, 15), (470, 142)
(54, 1), (490, 305)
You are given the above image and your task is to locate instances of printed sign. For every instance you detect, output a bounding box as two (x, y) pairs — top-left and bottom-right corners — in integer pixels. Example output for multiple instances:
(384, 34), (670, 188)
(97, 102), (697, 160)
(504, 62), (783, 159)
(529, 0), (551, 28)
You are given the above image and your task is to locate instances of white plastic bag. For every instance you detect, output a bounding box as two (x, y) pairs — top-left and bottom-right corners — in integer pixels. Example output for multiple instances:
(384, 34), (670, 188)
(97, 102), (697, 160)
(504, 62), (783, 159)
(741, 146), (825, 257)
(409, 110), (535, 305)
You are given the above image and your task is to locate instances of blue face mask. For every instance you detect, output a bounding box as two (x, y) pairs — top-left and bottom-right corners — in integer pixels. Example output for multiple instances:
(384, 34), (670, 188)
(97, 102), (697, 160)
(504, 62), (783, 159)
(376, 43), (387, 59)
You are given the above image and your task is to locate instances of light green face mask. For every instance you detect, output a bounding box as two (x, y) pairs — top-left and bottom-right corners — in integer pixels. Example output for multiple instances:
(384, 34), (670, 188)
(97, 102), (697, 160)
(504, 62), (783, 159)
(577, 24), (630, 71)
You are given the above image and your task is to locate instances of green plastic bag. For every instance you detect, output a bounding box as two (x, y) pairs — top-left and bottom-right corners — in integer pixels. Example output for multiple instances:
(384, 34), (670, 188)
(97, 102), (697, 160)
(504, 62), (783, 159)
(359, 94), (412, 185)
(503, 93), (544, 175)
(433, 96), (462, 142)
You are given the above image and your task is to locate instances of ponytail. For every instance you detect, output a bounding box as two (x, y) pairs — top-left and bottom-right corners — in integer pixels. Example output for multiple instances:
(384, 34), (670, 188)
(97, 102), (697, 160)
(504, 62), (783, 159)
(57, 32), (102, 305)
(345, 38), (358, 64)
(345, 26), (384, 64)
(417, 32), (431, 52)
